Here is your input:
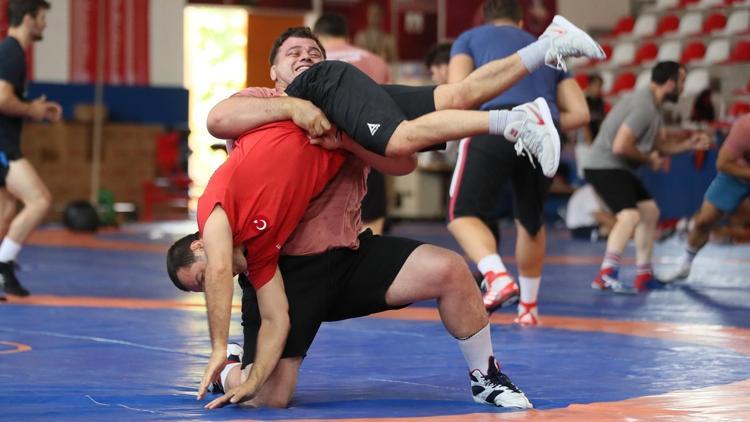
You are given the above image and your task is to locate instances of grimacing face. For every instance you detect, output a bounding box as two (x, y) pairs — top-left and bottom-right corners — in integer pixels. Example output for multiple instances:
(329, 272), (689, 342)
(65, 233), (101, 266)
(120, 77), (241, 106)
(270, 37), (325, 88)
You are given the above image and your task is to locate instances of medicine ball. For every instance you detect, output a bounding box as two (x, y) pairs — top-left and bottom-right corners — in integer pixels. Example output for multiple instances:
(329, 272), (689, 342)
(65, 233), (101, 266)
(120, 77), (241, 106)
(63, 200), (99, 232)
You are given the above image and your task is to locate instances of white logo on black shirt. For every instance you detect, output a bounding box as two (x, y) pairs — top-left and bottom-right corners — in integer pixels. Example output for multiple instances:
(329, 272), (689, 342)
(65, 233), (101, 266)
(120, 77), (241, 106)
(367, 123), (381, 136)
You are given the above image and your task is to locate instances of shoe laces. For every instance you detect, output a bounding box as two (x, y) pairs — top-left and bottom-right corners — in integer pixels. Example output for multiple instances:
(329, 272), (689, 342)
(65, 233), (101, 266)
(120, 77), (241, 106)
(485, 362), (522, 394)
(513, 117), (541, 170)
(547, 51), (568, 72)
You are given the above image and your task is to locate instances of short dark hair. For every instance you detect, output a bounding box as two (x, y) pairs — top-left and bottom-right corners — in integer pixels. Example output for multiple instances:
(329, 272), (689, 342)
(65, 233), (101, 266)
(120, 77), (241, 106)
(8, 0), (50, 27)
(484, 0), (523, 23)
(313, 14), (348, 38)
(425, 42), (453, 67)
(651, 61), (684, 85)
(166, 231), (200, 292)
(269, 26), (327, 65)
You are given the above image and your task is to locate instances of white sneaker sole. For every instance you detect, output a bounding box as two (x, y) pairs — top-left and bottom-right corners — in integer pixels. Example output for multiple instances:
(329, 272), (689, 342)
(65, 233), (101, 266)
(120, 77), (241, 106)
(531, 97), (560, 177)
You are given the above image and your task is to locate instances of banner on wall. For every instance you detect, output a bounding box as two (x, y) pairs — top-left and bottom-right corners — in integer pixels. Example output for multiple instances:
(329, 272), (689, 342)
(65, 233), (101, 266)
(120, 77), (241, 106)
(70, 0), (149, 85)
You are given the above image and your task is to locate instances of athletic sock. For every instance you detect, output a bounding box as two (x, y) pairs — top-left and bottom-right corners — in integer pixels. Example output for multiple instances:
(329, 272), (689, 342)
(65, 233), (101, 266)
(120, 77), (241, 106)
(600, 250), (621, 271)
(477, 254), (508, 276)
(0, 238), (22, 263)
(457, 323), (493, 373)
(489, 110), (525, 136)
(519, 276), (541, 304)
(517, 38), (552, 72)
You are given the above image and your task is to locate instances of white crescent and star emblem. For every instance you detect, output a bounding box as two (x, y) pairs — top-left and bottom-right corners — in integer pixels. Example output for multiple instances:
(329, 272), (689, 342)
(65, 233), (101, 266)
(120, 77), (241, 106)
(253, 218), (268, 231)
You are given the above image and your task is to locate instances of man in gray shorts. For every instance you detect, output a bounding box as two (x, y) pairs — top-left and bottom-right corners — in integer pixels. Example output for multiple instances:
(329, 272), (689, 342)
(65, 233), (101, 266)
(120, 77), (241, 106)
(581, 61), (710, 294)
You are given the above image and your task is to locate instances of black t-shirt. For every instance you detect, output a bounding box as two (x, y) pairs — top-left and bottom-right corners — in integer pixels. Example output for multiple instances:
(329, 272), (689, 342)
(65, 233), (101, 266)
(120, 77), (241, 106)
(0, 36), (27, 151)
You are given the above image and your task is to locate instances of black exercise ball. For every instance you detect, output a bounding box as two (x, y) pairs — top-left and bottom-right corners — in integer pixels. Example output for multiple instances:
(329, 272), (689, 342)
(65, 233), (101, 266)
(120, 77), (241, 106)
(63, 201), (99, 232)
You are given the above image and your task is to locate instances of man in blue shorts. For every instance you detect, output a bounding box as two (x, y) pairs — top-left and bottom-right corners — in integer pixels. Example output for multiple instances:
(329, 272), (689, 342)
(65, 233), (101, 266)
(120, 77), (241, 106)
(663, 113), (750, 281)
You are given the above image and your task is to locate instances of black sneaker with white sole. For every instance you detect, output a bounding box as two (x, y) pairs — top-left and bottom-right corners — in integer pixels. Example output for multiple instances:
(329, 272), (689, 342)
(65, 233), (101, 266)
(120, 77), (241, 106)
(470, 356), (532, 409)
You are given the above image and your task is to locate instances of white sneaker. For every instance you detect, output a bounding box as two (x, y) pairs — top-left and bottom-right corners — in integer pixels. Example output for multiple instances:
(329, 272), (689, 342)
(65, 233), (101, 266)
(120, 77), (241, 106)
(660, 263), (691, 283)
(514, 301), (540, 327)
(504, 98), (560, 177)
(481, 271), (520, 312)
(540, 15), (607, 71)
(470, 357), (533, 409)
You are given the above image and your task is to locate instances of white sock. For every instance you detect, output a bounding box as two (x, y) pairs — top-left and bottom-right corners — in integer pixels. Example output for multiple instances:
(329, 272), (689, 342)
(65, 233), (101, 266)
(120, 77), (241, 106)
(457, 323), (493, 373)
(219, 362), (241, 391)
(477, 254), (507, 276)
(517, 38), (551, 72)
(0, 238), (22, 263)
(519, 276), (541, 304)
(488, 110), (525, 136)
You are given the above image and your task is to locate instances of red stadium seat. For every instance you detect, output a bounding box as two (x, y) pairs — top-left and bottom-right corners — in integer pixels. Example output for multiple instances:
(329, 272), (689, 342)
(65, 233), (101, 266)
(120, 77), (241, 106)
(729, 40), (750, 62)
(728, 101), (750, 117)
(610, 72), (636, 95)
(595, 43), (613, 64)
(656, 14), (680, 35)
(634, 42), (658, 64)
(574, 73), (589, 90)
(681, 41), (706, 64)
(611, 16), (636, 36)
(678, 0), (700, 7)
(702, 13), (727, 34)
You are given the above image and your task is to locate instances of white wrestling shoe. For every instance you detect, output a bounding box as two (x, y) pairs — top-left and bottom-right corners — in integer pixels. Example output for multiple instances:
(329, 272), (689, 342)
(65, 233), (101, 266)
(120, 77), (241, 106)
(207, 343), (244, 394)
(470, 357), (533, 409)
(660, 262), (691, 283)
(481, 271), (520, 312)
(514, 301), (540, 327)
(504, 98), (560, 177)
(540, 15), (607, 71)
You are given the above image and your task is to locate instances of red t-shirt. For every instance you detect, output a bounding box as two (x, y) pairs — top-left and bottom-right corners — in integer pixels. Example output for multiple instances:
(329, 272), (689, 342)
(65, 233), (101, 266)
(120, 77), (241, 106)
(197, 121), (346, 289)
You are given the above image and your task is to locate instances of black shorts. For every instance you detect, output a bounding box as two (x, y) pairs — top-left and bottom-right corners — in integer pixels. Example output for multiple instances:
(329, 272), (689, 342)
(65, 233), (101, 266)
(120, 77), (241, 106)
(361, 169), (386, 221)
(286, 61), (438, 156)
(584, 168), (652, 213)
(448, 134), (552, 236)
(240, 230), (422, 365)
(0, 150), (22, 188)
